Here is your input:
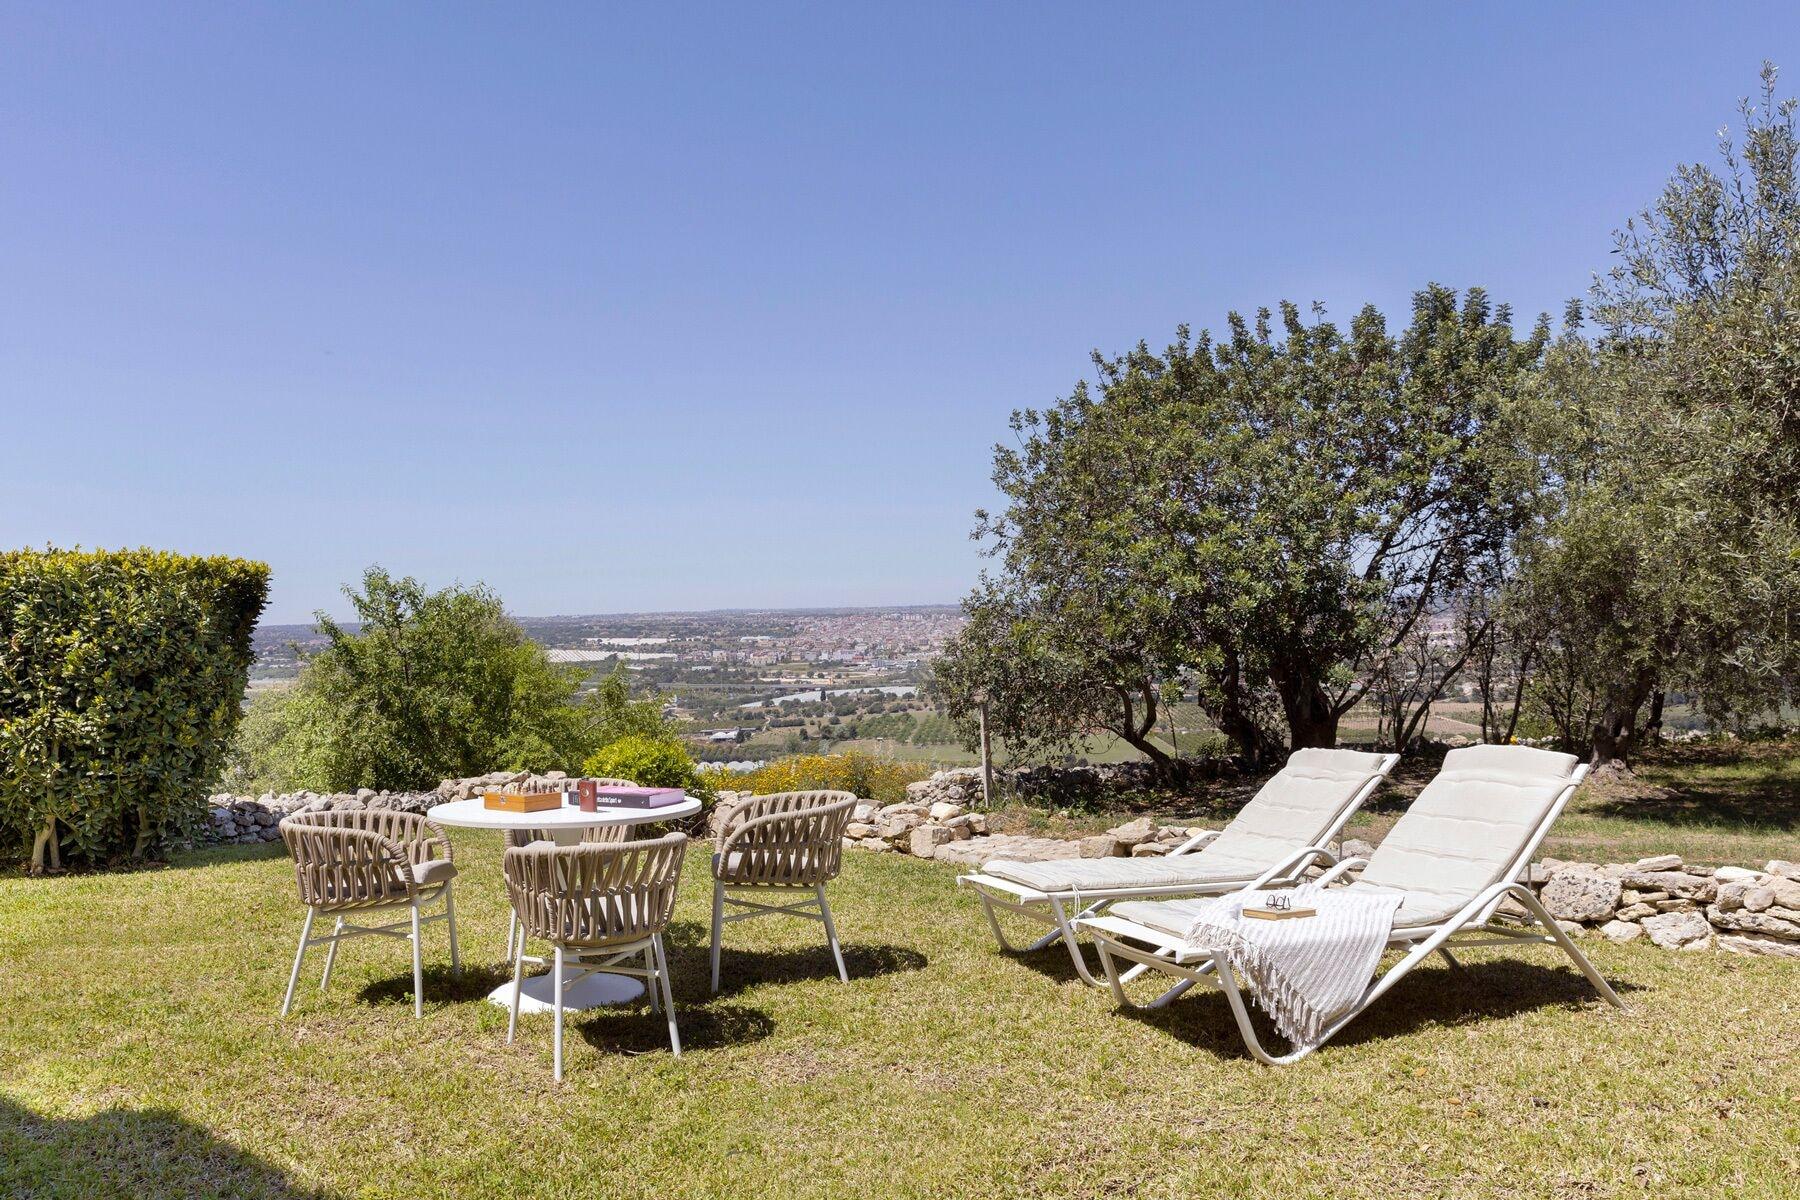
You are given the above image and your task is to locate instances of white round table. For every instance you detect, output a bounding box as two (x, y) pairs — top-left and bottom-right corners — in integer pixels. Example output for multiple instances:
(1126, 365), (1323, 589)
(427, 794), (703, 1012)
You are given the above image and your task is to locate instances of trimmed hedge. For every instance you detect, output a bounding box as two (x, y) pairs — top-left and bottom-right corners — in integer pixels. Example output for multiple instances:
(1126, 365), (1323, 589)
(0, 549), (269, 870)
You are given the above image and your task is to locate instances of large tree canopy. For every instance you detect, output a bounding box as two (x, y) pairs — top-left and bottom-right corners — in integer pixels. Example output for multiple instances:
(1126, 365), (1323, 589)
(937, 285), (1549, 768)
(1509, 62), (1800, 765)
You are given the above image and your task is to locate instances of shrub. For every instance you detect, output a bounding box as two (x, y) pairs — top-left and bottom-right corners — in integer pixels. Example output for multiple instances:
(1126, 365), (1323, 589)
(249, 568), (604, 792)
(583, 734), (715, 803)
(728, 751), (929, 805)
(0, 548), (269, 870)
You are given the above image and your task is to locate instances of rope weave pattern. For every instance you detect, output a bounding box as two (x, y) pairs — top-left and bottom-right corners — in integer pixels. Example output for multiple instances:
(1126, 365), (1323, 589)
(279, 809), (453, 911)
(504, 832), (688, 948)
(713, 791), (856, 888)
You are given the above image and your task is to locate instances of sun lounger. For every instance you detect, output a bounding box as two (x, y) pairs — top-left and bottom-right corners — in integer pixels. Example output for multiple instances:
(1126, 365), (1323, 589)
(958, 748), (1398, 986)
(1076, 744), (1625, 1063)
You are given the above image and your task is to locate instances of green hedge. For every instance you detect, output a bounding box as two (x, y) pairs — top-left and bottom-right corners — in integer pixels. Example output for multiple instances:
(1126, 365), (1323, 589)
(0, 549), (269, 870)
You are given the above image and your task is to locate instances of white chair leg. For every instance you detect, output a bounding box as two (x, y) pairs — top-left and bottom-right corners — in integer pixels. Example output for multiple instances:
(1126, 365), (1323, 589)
(282, 909), (315, 1016)
(644, 947), (660, 1013)
(709, 880), (725, 993)
(319, 916), (344, 989)
(817, 886), (848, 983)
(410, 905), (424, 1019)
(507, 923), (526, 1045)
(445, 885), (462, 978)
(553, 945), (566, 1083)
(654, 934), (681, 1057)
(507, 909), (517, 971)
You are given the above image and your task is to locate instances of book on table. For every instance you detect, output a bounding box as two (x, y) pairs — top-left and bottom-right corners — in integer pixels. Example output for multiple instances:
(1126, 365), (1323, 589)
(591, 785), (686, 809)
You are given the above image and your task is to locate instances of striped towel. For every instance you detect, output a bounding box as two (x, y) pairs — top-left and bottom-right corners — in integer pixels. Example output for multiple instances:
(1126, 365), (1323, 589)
(1182, 883), (1402, 1050)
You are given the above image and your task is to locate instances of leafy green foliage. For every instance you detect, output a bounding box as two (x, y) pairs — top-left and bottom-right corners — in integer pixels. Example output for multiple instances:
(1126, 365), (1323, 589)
(256, 568), (597, 791)
(582, 734), (714, 802)
(1507, 63), (1800, 761)
(937, 286), (1549, 768)
(0, 548), (269, 869)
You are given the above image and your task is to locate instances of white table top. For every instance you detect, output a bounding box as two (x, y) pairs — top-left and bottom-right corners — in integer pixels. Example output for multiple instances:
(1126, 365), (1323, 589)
(427, 794), (701, 831)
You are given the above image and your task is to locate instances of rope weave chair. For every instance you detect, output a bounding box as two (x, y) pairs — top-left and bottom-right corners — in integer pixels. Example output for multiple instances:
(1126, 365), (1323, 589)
(503, 832), (688, 1080)
(709, 790), (857, 992)
(503, 778), (639, 962)
(278, 808), (461, 1019)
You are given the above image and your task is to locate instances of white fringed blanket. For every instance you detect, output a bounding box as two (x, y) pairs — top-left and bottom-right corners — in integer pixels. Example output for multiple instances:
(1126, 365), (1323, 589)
(1182, 883), (1402, 1049)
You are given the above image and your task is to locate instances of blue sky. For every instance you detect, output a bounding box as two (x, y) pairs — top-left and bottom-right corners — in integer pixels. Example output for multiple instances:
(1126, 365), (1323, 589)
(3, 4), (1795, 623)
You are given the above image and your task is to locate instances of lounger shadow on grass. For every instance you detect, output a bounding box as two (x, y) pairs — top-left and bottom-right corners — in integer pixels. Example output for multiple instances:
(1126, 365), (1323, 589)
(0, 1097), (330, 1200)
(1112, 957), (1644, 1061)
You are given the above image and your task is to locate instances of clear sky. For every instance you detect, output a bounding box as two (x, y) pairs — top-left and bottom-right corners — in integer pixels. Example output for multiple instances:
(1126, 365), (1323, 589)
(4, 4), (1796, 623)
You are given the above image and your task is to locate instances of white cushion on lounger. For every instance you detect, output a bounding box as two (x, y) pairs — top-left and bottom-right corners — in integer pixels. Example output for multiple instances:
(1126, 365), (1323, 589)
(1347, 744), (1581, 928)
(1108, 896), (1221, 937)
(980, 747), (1392, 895)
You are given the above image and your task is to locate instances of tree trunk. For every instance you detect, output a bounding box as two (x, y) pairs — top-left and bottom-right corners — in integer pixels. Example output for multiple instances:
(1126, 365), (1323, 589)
(1644, 689), (1666, 746)
(1111, 684), (1173, 772)
(30, 817), (58, 875)
(1273, 672), (1340, 750)
(1204, 650), (1280, 768)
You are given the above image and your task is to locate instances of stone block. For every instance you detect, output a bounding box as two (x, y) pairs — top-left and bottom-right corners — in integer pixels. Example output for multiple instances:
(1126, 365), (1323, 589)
(1640, 910), (1713, 950)
(1541, 869), (1623, 923)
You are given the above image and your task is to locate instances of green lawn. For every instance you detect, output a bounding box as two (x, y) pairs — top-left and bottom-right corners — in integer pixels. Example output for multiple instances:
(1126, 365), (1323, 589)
(2, 817), (1797, 1198)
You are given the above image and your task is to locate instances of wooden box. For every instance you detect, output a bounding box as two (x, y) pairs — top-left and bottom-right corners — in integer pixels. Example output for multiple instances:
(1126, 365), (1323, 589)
(482, 789), (566, 814)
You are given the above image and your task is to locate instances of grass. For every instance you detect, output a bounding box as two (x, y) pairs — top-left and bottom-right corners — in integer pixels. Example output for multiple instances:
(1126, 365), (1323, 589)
(2, 794), (1798, 1198)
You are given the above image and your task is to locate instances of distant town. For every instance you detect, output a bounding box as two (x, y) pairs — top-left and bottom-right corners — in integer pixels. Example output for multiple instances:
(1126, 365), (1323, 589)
(250, 606), (973, 766)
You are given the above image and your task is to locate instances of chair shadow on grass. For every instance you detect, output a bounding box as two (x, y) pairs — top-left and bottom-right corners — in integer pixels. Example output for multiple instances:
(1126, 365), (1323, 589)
(662, 917), (928, 1000)
(1111, 956), (1645, 1061)
(0, 1096), (332, 1200)
(355, 961), (515, 1009)
(352, 954), (779, 1053)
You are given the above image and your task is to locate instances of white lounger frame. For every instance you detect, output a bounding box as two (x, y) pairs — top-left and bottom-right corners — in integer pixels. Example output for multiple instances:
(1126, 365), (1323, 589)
(1076, 763), (1626, 1065)
(957, 753), (1399, 987)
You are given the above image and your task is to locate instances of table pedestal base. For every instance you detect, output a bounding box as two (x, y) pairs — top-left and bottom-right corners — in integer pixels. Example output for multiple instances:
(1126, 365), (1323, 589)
(487, 971), (646, 1013)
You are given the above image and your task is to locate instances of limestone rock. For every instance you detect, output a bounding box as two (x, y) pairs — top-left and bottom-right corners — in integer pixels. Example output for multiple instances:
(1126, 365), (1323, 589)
(1615, 902), (1657, 921)
(1765, 860), (1800, 880)
(909, 825), (953, 858)
(1705, 906), (1800, 942)
(1106, 817), (1158, 849)
(1619, 870), (1716, 901)
(1077, 835), (1122, 859)
(1541, 869), (1623, 923)
(928, 801), (965, 822)
(1716, 933), (1800, 959)
(1598, 919), (1644, 943)
(844, 822), (876, 840)
(1341, 838), (1376, 861)
(1632, 853), (1683, 872)
(1131, 842), (1170, 857)
(1640, 910), (1713, 950)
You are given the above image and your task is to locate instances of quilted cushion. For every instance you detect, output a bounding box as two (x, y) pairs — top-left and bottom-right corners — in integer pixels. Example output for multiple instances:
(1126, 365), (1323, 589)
(1349, 744), (1582, 927)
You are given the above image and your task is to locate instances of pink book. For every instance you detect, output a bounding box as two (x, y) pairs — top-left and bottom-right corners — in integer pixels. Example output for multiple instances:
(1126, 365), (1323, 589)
(592, 785), (686, 809)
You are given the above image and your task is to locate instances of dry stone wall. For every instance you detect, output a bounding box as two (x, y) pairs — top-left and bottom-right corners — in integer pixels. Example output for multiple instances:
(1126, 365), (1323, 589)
(205, 764), (1798, 957)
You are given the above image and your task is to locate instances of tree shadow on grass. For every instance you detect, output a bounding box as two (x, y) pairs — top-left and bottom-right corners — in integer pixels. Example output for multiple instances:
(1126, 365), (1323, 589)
(1587, 749), (1800, 831)
(0, 1096), (333, 1200)
(662, 917), (928, 999)
(1114, 957), (1644, 1061)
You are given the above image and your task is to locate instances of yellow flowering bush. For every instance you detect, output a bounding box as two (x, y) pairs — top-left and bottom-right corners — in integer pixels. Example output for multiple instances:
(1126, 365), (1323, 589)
(720, 751), (930, 804)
